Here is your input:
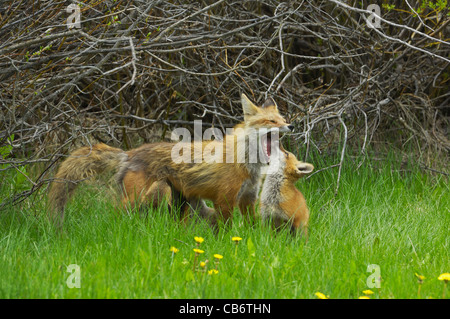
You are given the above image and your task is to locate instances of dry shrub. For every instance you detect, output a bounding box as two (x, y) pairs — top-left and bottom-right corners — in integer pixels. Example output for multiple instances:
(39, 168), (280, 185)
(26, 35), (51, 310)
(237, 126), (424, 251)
(0, 0), (448, 203)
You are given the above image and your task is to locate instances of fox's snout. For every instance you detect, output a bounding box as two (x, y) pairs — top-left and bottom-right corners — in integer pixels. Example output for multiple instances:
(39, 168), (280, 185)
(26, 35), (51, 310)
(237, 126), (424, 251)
(297, 163), (314, 174)
(279, 124), (293, 133)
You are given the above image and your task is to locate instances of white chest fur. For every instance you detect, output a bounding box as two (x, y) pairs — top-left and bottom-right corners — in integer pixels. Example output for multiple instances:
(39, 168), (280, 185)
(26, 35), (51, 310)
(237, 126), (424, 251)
(260, 155), (289, 222)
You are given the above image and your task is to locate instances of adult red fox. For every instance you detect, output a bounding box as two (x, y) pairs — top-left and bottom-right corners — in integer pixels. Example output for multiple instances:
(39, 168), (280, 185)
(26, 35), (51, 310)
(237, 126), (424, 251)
(260, 148), (314, 237)
(48, 94), (292, 226)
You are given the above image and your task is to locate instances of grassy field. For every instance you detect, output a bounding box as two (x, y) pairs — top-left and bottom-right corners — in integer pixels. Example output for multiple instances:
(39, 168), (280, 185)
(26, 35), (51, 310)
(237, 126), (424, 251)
(0, 151), (448, 299)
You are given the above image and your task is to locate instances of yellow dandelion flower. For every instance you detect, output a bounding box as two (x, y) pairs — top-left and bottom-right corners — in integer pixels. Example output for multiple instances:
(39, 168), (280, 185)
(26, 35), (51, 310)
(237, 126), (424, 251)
(415, 273), (425, 281)
(194, 236), (204, 244)
(231, 236), (242, 242)
(169, 246), (179, 253)
(438, 273), (450, 298)
(193, 248), (204, 254)
(438, 273), (450, 282)
(199, 261), (206, 268)
(362, 289), (374, 295)
(208, 269), (219, 275)
(415, 273), (425, 297)
(358, 296), (370, 299)
(315, 292), (329, 299)
(214, 254), (223, 260)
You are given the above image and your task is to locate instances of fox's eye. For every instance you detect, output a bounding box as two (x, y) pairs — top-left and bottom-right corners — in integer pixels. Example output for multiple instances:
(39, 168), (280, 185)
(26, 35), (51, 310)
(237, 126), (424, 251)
(270, 120), (276, 123)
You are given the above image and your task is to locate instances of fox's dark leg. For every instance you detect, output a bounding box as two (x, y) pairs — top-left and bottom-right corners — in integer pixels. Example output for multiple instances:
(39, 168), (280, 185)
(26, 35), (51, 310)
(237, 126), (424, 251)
(236, 177), (260, 221)
(238, 193), (257, 218)
(184, 198), (218, 229)
(213, 200), (234, 226)
(163, 185), (187, 218)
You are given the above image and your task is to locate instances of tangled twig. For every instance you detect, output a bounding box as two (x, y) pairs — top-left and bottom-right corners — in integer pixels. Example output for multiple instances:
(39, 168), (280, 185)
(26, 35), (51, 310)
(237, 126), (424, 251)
(0, 0), (449, 205)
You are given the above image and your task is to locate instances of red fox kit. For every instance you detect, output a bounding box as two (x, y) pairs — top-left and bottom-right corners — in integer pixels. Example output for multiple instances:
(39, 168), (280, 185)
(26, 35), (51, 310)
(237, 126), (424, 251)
(260, 148), (314, 237)
(48, 94), (291, 227)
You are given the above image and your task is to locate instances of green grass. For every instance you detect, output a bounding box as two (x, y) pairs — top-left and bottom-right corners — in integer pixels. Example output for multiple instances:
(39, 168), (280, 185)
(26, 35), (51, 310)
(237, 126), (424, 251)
(0, 153), (448, 299)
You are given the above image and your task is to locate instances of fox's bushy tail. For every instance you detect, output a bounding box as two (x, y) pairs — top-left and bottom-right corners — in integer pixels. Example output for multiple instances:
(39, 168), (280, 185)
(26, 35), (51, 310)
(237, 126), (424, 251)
(48, 143), (127, 226)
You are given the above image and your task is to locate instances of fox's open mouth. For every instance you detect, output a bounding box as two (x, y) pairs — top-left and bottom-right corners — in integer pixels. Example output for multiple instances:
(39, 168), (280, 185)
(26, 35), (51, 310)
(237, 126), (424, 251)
(261, 132), (272, 161)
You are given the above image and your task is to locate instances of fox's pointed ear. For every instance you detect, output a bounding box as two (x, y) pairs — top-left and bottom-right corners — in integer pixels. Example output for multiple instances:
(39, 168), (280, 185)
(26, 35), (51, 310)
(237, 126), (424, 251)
(262, 97), (277, 109)
(241, 94), (260, 117)
(298, 163), (314, 174)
